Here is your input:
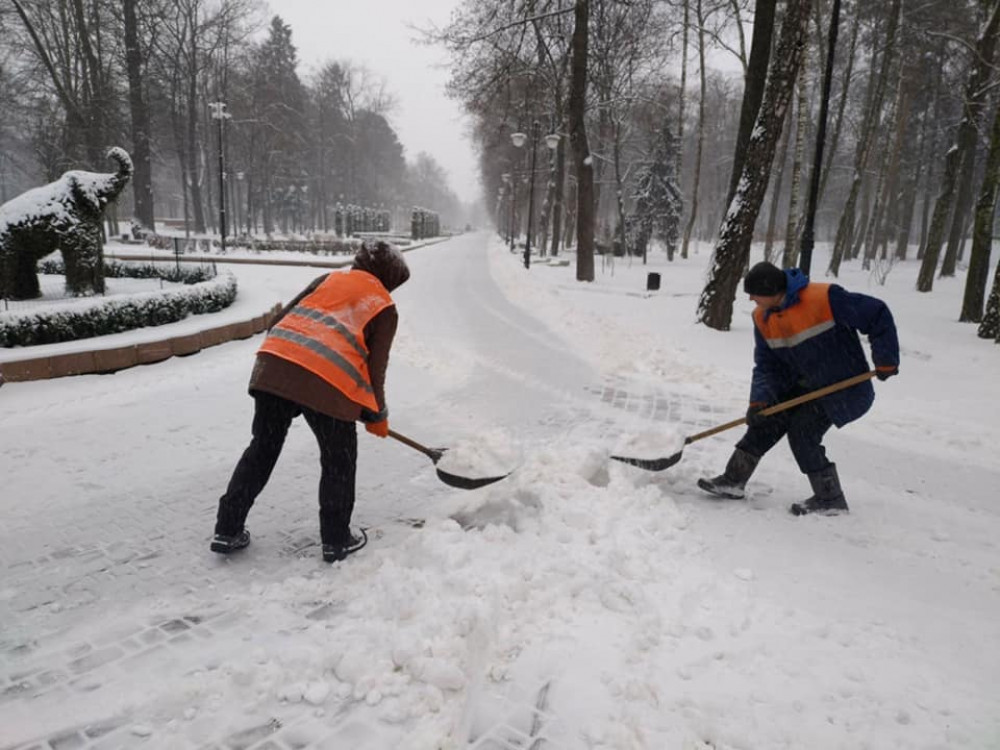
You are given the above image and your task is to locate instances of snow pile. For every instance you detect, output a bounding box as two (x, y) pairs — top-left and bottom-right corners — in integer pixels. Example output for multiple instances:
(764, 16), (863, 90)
(612, 426), (688, 460)
(434, 427), (521, 478)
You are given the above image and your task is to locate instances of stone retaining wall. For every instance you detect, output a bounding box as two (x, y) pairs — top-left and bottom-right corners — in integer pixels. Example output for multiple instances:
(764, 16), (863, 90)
(0, 303), (282, 383)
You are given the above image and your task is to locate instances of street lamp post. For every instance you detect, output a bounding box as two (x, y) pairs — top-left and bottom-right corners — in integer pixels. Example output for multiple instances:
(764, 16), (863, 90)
(235, 171), (245, 234)
(209, 101), (231, 253)
(524, 122), (541, 269)
(503, 173), (516, 251)
(510, 123), (540, 269)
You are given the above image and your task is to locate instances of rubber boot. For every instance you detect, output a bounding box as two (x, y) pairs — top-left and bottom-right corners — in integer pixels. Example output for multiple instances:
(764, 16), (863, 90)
(790, 463), (849, 516)
(697, 448), (760, 500)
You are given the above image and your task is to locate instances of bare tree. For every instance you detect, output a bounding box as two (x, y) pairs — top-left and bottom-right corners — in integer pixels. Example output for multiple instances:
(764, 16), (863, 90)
(917, 0), (1000, 292)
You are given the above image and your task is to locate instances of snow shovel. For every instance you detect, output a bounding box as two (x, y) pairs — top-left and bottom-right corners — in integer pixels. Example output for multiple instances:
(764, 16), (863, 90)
(388, 429), (511, 490)
(611, 371), (877, 472)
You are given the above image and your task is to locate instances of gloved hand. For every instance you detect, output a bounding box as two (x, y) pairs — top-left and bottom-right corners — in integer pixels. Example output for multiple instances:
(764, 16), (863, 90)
(365, 419), (389, 438)
(746, 402), (768, 428)
(359, 407), (385, 424)
(875, 366), (898, 381)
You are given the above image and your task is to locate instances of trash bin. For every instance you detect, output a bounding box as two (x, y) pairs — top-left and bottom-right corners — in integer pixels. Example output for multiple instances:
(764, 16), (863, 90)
(646, 272), (661, 291)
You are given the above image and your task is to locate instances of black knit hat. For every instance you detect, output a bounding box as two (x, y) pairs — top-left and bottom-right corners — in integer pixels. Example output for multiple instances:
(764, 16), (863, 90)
(744, 262), (787, 296)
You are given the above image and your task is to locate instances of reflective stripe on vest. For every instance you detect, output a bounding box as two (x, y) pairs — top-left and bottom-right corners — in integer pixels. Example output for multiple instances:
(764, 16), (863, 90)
(259, 271), (393, 410)
(753, 283), (834, 350)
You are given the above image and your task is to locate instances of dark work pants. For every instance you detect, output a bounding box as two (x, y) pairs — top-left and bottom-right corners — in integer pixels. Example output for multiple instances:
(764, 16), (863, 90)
(736, 398), (833, 474)
(214, 392), (358, 545)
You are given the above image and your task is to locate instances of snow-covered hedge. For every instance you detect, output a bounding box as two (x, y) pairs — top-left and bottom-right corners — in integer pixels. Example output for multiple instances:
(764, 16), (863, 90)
(146, 233), (362, 256)
(39, 258), (215, 284)
(0, 273), (237, 347)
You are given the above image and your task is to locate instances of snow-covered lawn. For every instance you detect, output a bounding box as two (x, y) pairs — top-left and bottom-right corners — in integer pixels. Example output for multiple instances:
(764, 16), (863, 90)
(0, 234), (997, 749)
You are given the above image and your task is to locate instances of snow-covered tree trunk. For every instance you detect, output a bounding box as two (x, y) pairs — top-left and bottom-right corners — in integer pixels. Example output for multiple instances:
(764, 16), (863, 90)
(725, 0), (777, 208)
(781, 57), (808, 267)
(696, 0), (810, 331)
(763, 116), (792, 264)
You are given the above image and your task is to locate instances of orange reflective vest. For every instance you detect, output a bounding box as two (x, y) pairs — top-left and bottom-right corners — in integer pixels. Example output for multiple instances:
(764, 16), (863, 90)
(258, 270), (393, 411)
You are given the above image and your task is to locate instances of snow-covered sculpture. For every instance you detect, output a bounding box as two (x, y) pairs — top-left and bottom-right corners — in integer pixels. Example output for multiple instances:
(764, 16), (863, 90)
(0, 147), (133, 300)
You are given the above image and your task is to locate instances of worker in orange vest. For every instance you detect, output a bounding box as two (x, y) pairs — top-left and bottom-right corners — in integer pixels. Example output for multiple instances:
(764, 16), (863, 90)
(211, 241), (410, 562)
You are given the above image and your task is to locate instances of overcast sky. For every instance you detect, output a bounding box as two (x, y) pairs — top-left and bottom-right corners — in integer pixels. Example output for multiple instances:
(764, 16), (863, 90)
(270, 0), (480, 202)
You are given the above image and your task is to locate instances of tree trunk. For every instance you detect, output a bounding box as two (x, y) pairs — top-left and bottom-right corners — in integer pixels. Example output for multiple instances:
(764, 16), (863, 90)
(782, 56), (809, 267)
(697, 0), (810, 331)
(570, 0), (594, 282)
(962, 99), (1000, 322)
(184, 17), (206, 234)
(941, 142), (980, 277)
(978, 255), (1000, 339)
(896, 83), (936, 259)
(864, 72), (907, 267)
(682, 0), (707, 260)
(122, 0), (155, 230)
(551, 129), (566, 256)
(799, 0), (841, 275)
(613, 122), (628, 260)
(677, 0), (689, 180)
(875, 78), (909, 261)
(817, 4), (860, 205)
(764, 110), (793, 264)
(918, 0), (1000, 292)
(726, 0), (778, 208)
(829, 0), (902, 276)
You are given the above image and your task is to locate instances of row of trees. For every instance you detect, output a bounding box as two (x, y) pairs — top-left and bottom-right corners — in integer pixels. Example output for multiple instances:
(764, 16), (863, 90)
(0, 1), (466, 236)
(437, 0), (1000, 342)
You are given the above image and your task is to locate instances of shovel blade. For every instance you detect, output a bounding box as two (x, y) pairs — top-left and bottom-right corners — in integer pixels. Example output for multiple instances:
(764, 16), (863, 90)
(610, 450), (683, 472)
(435, 468), (510, 490)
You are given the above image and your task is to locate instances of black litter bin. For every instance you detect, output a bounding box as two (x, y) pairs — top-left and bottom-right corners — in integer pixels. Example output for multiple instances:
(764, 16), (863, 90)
(646, 272), (661, 291)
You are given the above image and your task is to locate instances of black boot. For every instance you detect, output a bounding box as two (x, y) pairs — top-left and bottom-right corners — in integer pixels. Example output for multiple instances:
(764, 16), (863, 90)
(697, 448), (760, 500)
(211, 528), (251, 554)
(322, 527), (368, 563)
(790, 463), (849, 516)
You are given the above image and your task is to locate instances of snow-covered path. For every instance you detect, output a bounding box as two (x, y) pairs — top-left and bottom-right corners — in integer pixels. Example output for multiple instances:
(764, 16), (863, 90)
(1, 234), (998, 749)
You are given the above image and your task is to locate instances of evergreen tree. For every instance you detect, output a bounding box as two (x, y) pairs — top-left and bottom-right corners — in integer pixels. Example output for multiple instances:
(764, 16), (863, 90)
(627, 124), (682, 261)
(252, 16), (306, 233)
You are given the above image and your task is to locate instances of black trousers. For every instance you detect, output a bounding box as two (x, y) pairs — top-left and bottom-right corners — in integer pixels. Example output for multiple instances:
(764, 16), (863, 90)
(214, 391), (358, 545)
(736, 397), (833, 474)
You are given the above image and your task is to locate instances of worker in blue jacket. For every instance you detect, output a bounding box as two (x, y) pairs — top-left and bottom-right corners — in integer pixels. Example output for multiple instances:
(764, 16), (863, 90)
(698, 261), (900, 515)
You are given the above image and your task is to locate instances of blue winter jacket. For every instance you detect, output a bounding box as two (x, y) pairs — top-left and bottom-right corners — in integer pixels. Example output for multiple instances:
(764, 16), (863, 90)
(750, 269), (900, 427)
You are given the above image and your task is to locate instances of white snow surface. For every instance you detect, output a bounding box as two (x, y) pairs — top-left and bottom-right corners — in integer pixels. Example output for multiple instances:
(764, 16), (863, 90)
(1, 234), (998, 749)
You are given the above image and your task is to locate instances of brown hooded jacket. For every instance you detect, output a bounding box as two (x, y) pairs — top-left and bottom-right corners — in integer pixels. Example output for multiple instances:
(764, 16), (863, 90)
(248, 242), (410, 421)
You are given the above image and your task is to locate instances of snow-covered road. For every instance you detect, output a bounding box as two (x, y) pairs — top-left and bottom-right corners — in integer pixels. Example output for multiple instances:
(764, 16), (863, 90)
(2, 233), (998, 749)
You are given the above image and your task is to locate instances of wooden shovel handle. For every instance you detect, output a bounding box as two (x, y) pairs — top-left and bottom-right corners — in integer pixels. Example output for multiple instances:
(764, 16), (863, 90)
(684, 371), (877, 445)
(387, 429), (443, 462)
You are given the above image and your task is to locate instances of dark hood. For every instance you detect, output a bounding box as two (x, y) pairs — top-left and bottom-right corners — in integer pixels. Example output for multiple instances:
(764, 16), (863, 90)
(351, 240), (410, 292)
(762, 268), (810, 321)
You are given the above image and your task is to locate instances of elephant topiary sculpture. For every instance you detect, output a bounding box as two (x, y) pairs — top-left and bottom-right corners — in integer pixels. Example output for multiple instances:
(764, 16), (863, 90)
(0, 148), (133, 300)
